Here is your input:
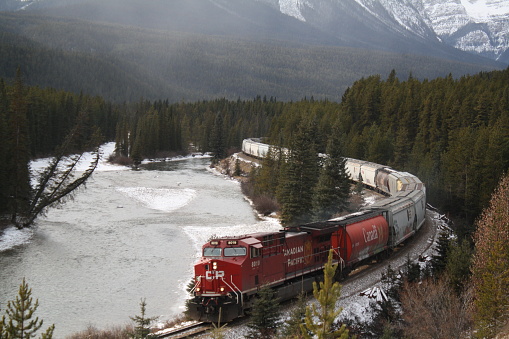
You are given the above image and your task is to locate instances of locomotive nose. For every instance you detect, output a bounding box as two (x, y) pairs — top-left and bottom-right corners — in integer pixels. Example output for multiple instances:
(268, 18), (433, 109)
(195, 260), (228, 296)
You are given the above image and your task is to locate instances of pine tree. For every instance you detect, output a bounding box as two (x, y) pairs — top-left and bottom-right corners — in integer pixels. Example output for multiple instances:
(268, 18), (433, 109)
(19, 114), (103, 228)
(430, 230), (452, 276)
(280, 292), (307, 338)
(129, 299), (157, 339)
(277, 120), (319, 226)
(404, 254), (421, 283)
(300, 250), (351, 339)
(471, 172), (509, 338)
(1, 278), (55, 339)
(0, 78), (9, 215)
(210, 112), (226, 164)
(245, 285), (281, 339)
(444, 238), (472, 294)
(312, 123), (350, 221)
(255, 145), (282, 198)
(6, 68), (31, 226)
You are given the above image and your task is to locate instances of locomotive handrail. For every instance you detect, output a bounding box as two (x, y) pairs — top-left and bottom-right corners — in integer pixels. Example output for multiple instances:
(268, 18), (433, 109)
(229, 276), (244, 307)
(190, 276), (202, 294)
(220, 276), (241, 306)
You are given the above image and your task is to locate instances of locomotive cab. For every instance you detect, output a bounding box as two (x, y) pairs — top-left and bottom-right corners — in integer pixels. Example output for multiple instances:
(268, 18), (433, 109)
(189, 238), (249, 322)
(194, 240), (246, 297)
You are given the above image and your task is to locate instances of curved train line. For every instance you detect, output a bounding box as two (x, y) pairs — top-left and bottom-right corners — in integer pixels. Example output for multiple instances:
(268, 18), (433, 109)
(186, 138), (426, 323)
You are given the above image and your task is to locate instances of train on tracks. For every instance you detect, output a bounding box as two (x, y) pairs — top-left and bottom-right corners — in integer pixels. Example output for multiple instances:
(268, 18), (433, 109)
(187, 138), (426, 322)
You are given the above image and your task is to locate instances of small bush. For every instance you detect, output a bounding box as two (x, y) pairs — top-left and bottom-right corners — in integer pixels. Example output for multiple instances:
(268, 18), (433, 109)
(108, 154), (133, 166)
(240, 180), (253, 195)
(67, 324), (134, 339)
(252, 195), (279, 216)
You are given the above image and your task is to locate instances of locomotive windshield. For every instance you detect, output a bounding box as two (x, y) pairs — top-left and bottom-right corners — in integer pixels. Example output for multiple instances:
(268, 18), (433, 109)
(203, 247), (221, 257)
(224, 247), (247, 257)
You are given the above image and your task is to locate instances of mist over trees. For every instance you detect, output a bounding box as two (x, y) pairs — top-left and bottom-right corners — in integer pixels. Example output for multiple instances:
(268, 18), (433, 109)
(0, 10), (503, 104)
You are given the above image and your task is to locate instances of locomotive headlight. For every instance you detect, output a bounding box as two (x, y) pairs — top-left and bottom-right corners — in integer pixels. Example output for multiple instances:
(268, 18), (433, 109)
(196, 287), (201, 292)
(219, 287), (225, 292)
(212, 262), (218, 270)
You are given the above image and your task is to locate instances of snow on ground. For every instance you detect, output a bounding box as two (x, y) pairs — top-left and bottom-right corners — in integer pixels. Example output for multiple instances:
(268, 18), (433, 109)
(29, 142), (126, 173)
(460, 0), (509, 20)
(0, 226), (34, 252)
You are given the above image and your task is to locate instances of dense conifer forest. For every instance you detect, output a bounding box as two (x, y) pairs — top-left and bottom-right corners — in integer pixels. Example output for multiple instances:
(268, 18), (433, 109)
(2, 67), (508, 232)
(263, 69), (509, 233)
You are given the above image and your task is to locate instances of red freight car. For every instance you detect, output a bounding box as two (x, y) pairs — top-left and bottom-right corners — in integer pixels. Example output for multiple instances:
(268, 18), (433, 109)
(330, 212), (389, 272)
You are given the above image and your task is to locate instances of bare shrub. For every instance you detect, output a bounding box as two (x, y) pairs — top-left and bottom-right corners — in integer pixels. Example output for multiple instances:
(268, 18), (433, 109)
(240, 180), (255, 197)
(400, 277), (472, 339)
(108, 154), (133, 166)
(252, 195), (279, 216)
(67, 324), (134, 339)
(158, 313), (192, 331)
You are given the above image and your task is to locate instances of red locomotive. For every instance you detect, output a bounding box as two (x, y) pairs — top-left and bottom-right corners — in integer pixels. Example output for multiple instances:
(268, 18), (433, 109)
(188, 210), (393, 322)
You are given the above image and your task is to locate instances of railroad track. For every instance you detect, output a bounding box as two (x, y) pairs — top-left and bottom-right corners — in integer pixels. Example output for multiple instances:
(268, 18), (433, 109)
(156, 321), (211, 338)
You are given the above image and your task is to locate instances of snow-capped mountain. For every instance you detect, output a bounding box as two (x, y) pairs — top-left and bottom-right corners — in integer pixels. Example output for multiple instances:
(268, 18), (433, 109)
(269, 0), (509, 63)
(3, 0), (508, 64)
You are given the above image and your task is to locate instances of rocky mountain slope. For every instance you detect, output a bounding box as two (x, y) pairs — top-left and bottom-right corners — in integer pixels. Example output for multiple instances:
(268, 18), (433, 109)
(268, 0), (509, 63)
(0, 0), (505, 102)
(3, 0), (508, 63)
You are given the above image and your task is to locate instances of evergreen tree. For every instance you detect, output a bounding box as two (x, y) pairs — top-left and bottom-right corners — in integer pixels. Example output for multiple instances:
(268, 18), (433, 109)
(471, 172), (509, 338)
(210, 112), (226, 164)
(129, 298), (157, 339)
(0, 78), (8, 214)
(6, 68), (31, 225)
(1, 278), (55, 339)
(17, 113), (103, 228)
(404, 254), (421, 283)
(430, 230), (452, 276)
(280, 292), (307, 338)
(300, 250), (351, 339)
(277, 120), (319, 226)
(312, 123), (350, 221)
(245, 285), (281, 339)
(444, 238), (472, 295)
(255, 145), (282, 198)
(366, 265), (403, 338)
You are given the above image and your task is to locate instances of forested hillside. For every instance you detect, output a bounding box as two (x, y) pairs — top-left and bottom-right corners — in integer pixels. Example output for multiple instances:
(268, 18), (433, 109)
(2, 65), (508, 234)
(0, 11), (503, 103)
(262, 69), (509, 231)
(114, 67), (509, 232)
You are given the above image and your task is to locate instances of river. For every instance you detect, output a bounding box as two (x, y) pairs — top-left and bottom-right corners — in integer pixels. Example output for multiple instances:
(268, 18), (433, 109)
(0, 145), (280, 338)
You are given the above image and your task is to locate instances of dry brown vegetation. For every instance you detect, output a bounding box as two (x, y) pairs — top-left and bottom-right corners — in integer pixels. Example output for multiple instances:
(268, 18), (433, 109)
(400, 278), (473, 339)
(66, 324), (134, 339)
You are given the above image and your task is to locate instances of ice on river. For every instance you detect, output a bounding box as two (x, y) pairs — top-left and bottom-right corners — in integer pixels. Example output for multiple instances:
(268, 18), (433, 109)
(0, 142), (283, 337)
(116, 187), (196, 213)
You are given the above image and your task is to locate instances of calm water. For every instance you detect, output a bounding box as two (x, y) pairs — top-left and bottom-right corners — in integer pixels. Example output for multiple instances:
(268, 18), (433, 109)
(0, 158), (277, 338)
